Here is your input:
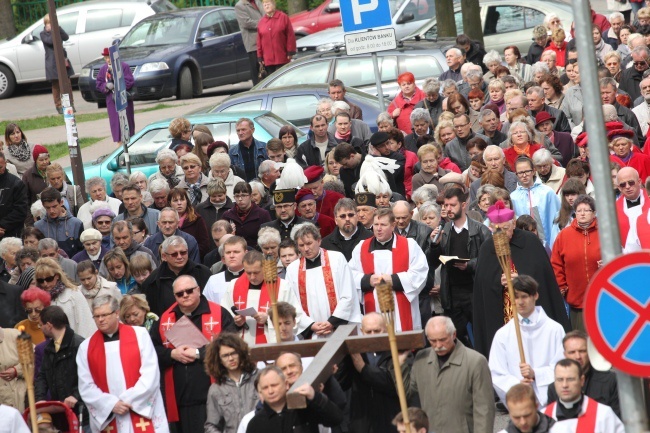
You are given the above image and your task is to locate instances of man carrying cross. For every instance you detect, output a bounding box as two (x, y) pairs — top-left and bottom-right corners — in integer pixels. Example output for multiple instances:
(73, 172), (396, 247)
(221, 250), (314, 344)
(77, 294), (169, 433)
(150, 275), (235, 433)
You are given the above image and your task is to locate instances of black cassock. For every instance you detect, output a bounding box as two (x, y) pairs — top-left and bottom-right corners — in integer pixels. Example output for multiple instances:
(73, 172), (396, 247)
(473, 228), (571, 357)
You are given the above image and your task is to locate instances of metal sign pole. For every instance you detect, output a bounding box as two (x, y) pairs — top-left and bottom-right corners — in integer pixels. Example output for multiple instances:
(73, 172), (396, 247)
(109, 43), (131, 175)
(572, 0), (649, 431)
(371, 51), (386, 112)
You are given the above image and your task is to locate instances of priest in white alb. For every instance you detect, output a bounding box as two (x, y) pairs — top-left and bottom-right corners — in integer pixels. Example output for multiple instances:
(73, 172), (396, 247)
(285, 223), (361, 337)
(221, 250), (314, 344)
(349, 207), (429, 331)
(76, 294), (168, 433)
(489, 275), (565, 407)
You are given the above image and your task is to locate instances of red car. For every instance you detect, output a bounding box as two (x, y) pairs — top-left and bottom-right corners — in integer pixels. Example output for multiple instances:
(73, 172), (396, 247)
(289, 0), (342, 37)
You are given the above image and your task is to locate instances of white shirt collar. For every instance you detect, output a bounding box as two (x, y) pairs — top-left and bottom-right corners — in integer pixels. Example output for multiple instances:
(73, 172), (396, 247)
(452, 217), (469, 234)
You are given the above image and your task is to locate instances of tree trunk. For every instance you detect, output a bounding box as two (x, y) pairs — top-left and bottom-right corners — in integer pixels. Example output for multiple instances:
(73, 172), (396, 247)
(0, 0), (17, 39)
(435, 0), (457, 39)
(460, 0), (484, 46)
(287, 0), (307, 15)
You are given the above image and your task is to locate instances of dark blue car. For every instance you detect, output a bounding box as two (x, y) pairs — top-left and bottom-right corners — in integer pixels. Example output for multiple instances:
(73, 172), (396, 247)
(78, 7), (250, 105)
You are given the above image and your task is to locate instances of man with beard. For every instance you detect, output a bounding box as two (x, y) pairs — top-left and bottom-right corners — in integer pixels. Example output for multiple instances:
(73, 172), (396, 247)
(632, 76), (650, 137)
(322, 198), (373, 261)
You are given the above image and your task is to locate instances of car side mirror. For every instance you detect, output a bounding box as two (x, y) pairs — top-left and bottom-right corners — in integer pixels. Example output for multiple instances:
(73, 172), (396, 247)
(326, 2), (340, 12)
(396, 13), (414, 24)
(197, 31), (215, 42)
(23, 34), (35, 44)
(107, 157), (120, 171)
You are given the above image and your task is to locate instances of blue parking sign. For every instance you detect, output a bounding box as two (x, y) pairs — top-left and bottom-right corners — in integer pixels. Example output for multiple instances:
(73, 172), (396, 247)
(340, 0), (392, 33)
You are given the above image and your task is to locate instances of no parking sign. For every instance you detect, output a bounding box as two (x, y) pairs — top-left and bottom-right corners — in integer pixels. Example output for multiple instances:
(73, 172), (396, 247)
(584, 252), (650, 377)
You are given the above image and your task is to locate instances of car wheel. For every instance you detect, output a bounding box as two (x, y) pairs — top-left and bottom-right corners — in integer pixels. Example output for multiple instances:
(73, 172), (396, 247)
(177, 67), (193, 100)
(0, 65), (17, 99)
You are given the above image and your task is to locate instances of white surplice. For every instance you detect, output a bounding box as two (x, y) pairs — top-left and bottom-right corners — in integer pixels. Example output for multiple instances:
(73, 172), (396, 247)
(546, 397), (625, 433)
(76, 326), (169, 433)
(348, 237), (428, 331)
(285, 249), (362, 327)
(489, 306), (566, 406)
(204, 269), (242, 304)
(221, 277), (314, 344)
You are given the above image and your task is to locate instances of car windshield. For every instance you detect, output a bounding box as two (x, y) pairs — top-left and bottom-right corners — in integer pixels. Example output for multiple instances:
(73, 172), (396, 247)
(121, 15), (195, 47)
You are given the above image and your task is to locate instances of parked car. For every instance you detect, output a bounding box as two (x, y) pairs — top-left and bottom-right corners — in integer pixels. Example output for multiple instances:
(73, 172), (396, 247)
(290, 0), (341, 37)
(0, 0), (174, 99)
(203, 84), (383, 133)
(403, 0), (573, 55)
(65, 111), (304, 193)
(296, 0), (446, 53)
(253, 43), (448, 99)
(78, 6), (250, 106)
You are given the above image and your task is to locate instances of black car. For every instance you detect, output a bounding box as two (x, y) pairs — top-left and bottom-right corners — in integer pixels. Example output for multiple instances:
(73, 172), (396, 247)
(202, 84), (383, 133)
(78, 6), (250, 106)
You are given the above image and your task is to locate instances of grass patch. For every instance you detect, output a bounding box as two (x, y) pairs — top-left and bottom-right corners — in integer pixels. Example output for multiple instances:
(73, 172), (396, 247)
(46, 137), (105, 161)
(1, 103), (175, 132)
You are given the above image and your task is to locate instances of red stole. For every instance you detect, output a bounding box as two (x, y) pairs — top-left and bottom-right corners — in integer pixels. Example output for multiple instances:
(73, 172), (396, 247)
(359, 236), (413, 331)
(615, 191), (650, 247)
(87, 324), (155, 433)
(159, 302), (223, 423)
(298, 249), (336, 316)
(232, 273), (273, 344)
(545, 397), (598, 432)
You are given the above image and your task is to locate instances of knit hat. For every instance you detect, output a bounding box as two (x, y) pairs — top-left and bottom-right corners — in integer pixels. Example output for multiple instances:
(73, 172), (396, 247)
(81, 228), (103, 243)
(92, 208), (116, 220)
(32, 145), (49, 162)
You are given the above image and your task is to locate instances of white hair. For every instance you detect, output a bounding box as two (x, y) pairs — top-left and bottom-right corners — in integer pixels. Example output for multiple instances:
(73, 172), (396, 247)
(149, 178), (170, 195)
(156, 149), (178, 164)
(483, 50), (502, 66)
(0, 237), (22, 257)
(209, 152), (231, 169)
(602, 104), (619, 122)
(531, 61), (550, 75)
(609, 12), (624, 22)
(31, 200), (45, 220)
(331, 100), (350, 114)
(483, 144), (505, 162)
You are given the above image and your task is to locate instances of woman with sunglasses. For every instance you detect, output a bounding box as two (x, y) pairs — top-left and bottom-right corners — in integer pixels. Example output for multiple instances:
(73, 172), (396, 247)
(34, 257), (96, 338)
(169, 187), (211, 261)
(14, 287), (51, 345)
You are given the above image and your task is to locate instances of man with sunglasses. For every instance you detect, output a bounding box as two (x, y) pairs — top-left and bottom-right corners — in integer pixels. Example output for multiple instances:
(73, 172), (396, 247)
(615, 167), (650, 253)
(620, 46), (650, 102)
(321, 198), (372, 261)
(142, 236), (212, 316)
(151, 275), (235, 433)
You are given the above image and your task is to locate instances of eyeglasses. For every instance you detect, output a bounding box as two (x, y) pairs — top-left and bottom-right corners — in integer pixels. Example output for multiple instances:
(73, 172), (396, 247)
(93, 310), (116, 320)
(174, 286), (198, 298)
(619, 180), (637, 188)
(512, 130), (527, 136)
(516, 170), (534, 176)
(166, 250), (188, 258)
(25, 308), (43, 315)
(575, 209), (594, 214)
(337, 212), (356, 219)
(36, 275), (56, 284)
(133, 230), (143, 235)
(634, 60), (649, 67)
(95, 220), (112, 225)
(183, 164), (199, 170)
(454, 123), (469, 129)
(220, 351), (239, 360)
(234, 194), (250, 200)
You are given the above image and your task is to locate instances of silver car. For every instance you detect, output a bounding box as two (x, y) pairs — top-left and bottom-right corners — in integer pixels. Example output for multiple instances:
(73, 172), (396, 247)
(0, 0), (174, 99)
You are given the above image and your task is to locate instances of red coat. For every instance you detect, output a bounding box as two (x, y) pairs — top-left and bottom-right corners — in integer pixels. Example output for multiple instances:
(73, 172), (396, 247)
(503, 143), (543, 171)
(316, 189), (344, 219)
(388, 87), (426, 133)
(402, 148), (418, 199)
(257, 11), (296, 67)
(551, 218), (601, 308)
(592, 9), (611, 33)
(543, 41), (567, 67)
(315, 213), (336, 237)
(439, 157), (461, 173)
(610, 152), (650, 183)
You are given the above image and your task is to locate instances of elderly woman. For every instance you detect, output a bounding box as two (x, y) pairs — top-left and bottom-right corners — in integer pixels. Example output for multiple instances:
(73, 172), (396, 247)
(45, 163), (85, 216)
(15, 287), (50, 345)
(279, 125), (298, 159)
(91, 206), (115, 249)
(258, 226), (284, 277)
(388, 71), (426, 133)
(23, 145), (51, 206)
(486, 79), (506, 115)
(504, 46), (532, 83)
(446, 93), (480, 132)
(482, 50), (503, 82)
(257, 0), (296, 74)
(502, 121), (544, 171)
(316, 98), (334, 123)
(168, 117), (193, 151)
(249, 180), (270, 209)
(533, 148), (565, 193)
(149, 149), (184, 189)
(0, 325), (26, 411)
(129, 171), (148, 192)
(34, 257), (96, 338)
(14, 247), (39, 291)
(538, 74), (565, 110)
(178, 153), (209, 205)
(168, 187), (211, 260)
(530, 61), (550, 84)
(470, 184), (496, 220)
(222, 182), (272, 248)
(209, 152), (244, 200)
(412, 144), (449, 193)
(609, 135), (650, 181)
(540, 50), (564, 78)
(616, 25), (633, 59)
(603, 51), (622, 82)
(119, 294), (158, 331)
(0, 237), (22, 284)
(544, 28), (567, 67)
(551, 194), (600, 331)
(441, 79), (458, 98)
(4, 123), (35, 177)
(404, 108), (433, 152)
(416, 201), (444, 318)
(76, 260), (121, 309)
(414, 77), (443, 123)
(376, 112), (395, 132)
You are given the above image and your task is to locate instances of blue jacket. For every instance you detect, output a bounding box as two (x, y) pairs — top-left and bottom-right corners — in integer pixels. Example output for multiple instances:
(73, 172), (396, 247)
(114, 204), (160, 236)
(511, 177), (561, 248)
(35, 213), (84, 257)
(228, 137), (268, 181)
(143, 229), (200, 264)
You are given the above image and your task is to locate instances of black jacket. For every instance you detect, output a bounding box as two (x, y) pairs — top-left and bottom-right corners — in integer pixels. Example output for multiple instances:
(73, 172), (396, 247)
(429, 217), (492, 311)
(614, 101), (644, 144)
(478, 128), (508, 147)
(246, 391), (343, 433)
(525, 41), (549, 65)
(261, 216), (309, 241)
(321, 223), (373, 261)
(142, 260), (212, 316)
(620, 67), (644, 102)
(35, 327), (87, 422)
(504, 412), (555, 433)
(296, 131), (338, 168)
(196, 197), (234, 239)
(547, 367), (620, 418)
(384, 151), (406, 197)
(530, 105), (571, 133)
(0, 280), (25, 328)
(396, 220), (432, 256)
(465, 41), (488, 73)
(0, 171), (28, 237)
(414, 97), (443, 129)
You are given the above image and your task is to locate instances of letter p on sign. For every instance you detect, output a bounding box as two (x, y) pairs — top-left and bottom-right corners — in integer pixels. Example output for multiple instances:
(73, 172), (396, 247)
(340, 0), (392, 32)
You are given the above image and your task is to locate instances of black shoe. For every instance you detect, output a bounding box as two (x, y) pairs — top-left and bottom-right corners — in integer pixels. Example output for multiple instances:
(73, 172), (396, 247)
(56, 107), (63, 114)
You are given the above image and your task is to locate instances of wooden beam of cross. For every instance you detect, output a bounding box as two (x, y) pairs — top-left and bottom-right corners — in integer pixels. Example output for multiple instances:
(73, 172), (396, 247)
(250, 324), (425, 409)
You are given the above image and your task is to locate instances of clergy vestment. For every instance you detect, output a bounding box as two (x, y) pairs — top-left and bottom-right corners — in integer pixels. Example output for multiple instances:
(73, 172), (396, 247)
(221, 274), (314, 344)
(203, 268), (243, 304)
(77, 324), (169, 433)
(544, 397), (624, 433)
(489, 307), (565, 406)
(285, 249), (362, 331)
(615, 190), (650, 253)
(349, 235), (428, 331)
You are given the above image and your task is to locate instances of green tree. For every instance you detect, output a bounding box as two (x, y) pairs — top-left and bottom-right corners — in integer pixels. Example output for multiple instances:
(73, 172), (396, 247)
(460, 0), (483, 45)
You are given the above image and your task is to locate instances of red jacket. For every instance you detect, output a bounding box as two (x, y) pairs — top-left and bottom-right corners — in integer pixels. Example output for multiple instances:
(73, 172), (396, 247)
(610, 152), (650, 183)
(388, 87), (426, 133)
(439, 157), (461, 173)
(551, 218), (601, 308)
(503, 143), (543, 171)
(257, 11), (296, 67)
(591, 9), (611, 33)
(402, 148), (418, 199)
(544, 41), (567, 67)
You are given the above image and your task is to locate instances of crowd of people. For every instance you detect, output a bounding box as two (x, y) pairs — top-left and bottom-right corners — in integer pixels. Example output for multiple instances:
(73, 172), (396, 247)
(1, 2), (648, 432)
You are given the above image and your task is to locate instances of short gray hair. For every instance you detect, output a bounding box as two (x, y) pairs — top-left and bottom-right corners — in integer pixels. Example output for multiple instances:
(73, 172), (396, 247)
(466, 69), (483, 82)
(149, 178), (170, 195)
(38, 238), (59, 252)
(609, 11), (624, 22)
(447, 47), (462, 58)
(160, 207), (180, 221)
(483, 50), (501, 66)
(333, 198), (356, 215)
(422, 77), (440, 94)
(110, 172), (129, 190)
(483, 144), (505, 161)
(317, 98), (333, 109)
(0, 237), (22, 256)
(631, 45), (650, 58)
(441, 79), (457, 92)
(526, 86), (544, 99)
(331, 100), (350, 114)
(249, 180), (267, 199)
(92, 294), (119, 312)
(476, 184), (497, 200)
(426, 315), (456, 336)
(418, 202), (441, 219)
(531, 61), (550, 75)
(410, 108), (431, 125)
(532, 148), (554, 166)
(85, 176), (106, 191)
(412, 185), (438, 203)
(258, 227), (281, 247)
(599, 77), (618, 90)
(376, 112), (393, 125)
(207, 177), (227, 196)
(156, 149), (178, 165)
(161, 235), (188, 254)
(129, 171), (147, 184)
(209, 153), (231, 169)
(602, 104), (618, 122)
(258, 160), (277, 176)
(507, 121), (534, 144)
(478, 108), (497, 122)
(291, 222), (321, 242)
(31, 200), (45, 220)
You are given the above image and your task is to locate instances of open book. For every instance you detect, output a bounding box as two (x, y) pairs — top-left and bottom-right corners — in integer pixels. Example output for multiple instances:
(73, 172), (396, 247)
(439, 256), (470, 266)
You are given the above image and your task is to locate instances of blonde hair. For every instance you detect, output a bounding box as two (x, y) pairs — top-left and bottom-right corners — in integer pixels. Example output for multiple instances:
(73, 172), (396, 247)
(551, 28), (565, 42)
(180, 153), (202, 167)
(45, 162), (65, 178)
(637, 7), (650, 19)
(168, 117), (190, 139)
(417, 144), (439, 160)
(119, 294), (151, 322)
(434, 120), (454, 146)
(488, 79), (505, 92)
(43, 14), (51, 25)
(603, 51), (621, 64)
(504, 88), (523, 103)
(34, 257), (77, 289)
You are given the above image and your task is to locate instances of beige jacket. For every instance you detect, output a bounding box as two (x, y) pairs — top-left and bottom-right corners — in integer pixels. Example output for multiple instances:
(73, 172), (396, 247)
(0, 328), (26, 412)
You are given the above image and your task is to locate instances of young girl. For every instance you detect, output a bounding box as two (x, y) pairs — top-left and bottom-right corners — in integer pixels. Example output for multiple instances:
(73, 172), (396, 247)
(102, 248), (137, 294)
(129, 254), (153, 291)
(77, 260), (122, 308)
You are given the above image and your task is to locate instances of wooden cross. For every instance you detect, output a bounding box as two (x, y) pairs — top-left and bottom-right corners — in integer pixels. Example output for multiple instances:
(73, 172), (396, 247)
(135, 417), (151, 431)
(250, 324), (424, 409)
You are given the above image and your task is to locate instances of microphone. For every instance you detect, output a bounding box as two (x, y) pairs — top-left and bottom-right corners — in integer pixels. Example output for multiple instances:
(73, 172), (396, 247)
(231, 306), (249, 330)
(431, 221), (445, 244)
